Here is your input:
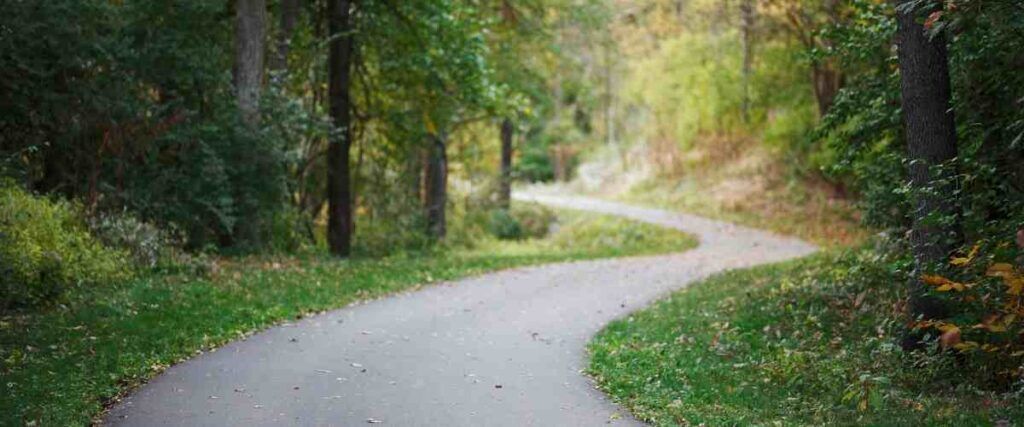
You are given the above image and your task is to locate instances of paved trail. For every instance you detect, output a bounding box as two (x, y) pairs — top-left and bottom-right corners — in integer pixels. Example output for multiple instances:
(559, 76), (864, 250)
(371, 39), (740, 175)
(106, 193), (815, 426)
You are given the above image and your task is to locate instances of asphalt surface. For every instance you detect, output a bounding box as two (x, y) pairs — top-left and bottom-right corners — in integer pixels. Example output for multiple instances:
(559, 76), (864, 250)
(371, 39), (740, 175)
(105, 193), (815, 426)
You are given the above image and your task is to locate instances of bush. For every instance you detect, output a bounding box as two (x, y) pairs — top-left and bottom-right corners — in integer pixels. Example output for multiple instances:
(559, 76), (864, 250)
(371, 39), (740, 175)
(0, 182), (130, 309)
(86, 210), (206, 271)
(512, 203), (558, 239)
(487, 209), (524, 240)
(486, 203), (557, 240)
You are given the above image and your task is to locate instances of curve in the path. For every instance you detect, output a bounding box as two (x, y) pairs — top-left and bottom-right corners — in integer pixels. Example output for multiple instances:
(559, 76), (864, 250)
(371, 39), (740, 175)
(105, 193), (816, 426)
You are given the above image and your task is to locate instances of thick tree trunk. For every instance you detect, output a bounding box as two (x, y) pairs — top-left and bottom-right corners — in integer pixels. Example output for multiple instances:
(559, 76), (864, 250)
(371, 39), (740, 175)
(895, 1), (961, 329)
(271, 0), (299, 77)
(234, 0), (267, 126)
(327, 0), (355, 256)
(739, 0), (754, 124)
(424, 133), (448, 239)
(499, 118), (513, 210)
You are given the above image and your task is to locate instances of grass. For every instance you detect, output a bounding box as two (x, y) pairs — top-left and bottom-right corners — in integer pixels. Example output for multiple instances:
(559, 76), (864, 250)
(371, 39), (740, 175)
(619, 176), (867, 248)
(588, 249), (1024, 426)
(573, 132), (869, 247)
(0, 208), (696, 426)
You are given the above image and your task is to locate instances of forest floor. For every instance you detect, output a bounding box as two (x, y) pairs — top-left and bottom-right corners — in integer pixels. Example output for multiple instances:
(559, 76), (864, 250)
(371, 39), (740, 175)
(97, 193), (812, 426)
(1, 207), (694, 426)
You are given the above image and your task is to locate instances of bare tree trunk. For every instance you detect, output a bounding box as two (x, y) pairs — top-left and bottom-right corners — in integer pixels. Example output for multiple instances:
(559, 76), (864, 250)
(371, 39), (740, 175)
(499, 118), (513, 210)
(424, 133), (448, 239)
(811, 63), (843, 117)
(740, 0), (754, 124)
(327, 0), (355, 256)
(895, 0), (961, 331)
(271, 0), (299, 77)
(234, 0), (267, 126)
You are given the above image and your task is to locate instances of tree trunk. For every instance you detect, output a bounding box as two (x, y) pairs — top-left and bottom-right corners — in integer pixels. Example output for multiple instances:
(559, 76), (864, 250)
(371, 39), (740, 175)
(271, 0), (299, 77)
(811, 62), (843, 117)
(895, 1), (961, 330)
(499, 118), (513, 210)
(327, 0), (355, 256)
(234, 0), (267, 127)
(424, 133), (448, 239)
(740, 0), (754, 124)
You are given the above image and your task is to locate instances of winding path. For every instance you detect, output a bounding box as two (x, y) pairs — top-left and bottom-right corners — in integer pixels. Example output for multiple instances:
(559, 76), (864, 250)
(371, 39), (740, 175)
(105, 193), (815, 426)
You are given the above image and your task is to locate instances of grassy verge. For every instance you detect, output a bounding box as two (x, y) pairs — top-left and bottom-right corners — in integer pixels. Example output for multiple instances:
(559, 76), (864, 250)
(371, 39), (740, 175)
(0, 209), (696, 426)
(619, 177), (867, 248)
(588, 250), (1024, 426)
(573, 135), (868, 247)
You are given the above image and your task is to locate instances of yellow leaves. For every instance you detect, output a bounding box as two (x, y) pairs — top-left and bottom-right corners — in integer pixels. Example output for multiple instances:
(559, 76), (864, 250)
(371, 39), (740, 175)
(921, 274), (971, 292)
(422, 111), (437, 135)
(950, 244), (980, 267)
(986, 263), (1015, 277)
(986, 263), (1024, 296)
(972, 313), (1014, 333)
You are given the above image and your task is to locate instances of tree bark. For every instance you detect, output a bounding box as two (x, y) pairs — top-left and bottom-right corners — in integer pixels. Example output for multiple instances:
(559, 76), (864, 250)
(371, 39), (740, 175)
(234, 0), (267, 126)
(271, 0), (299, 77)
(740, 0), (754, 124)
(424, 133), (448, 239)
(811, 63), (843, 117)
(327, 0), (355, 256)
(499, 118), (514, 210)
(895, 0), (961, 328)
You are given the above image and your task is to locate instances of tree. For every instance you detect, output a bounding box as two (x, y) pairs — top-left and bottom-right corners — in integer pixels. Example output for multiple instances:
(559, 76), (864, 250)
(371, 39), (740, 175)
(499, 118), (514, 210)
(234, 0), (267, 126)
(271, 0), (300, 77)
(424, 132), (448, 238)
(762, 0), (845, 116)
(895, 0), (961, 330)
(739, 0), (755, 124)
(327, 0), (356, 256)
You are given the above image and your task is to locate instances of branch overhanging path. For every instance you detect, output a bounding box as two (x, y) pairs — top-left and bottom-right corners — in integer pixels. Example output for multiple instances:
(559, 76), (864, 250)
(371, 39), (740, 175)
(105, 191), (816, 426)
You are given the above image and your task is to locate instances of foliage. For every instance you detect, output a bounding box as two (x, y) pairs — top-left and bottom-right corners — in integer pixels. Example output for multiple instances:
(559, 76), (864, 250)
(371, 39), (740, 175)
(486, 202), (557, 240)
(589, 249), (1024, 425)
(87, 211), (183, 270)
(0, 0), (293, 251)
(0, 182), (130, 309)
(0, 209), (694, 425)
(487, 209), (525, 240)
(910, 239), (1024, 381)
(819, 0), (1024, 236)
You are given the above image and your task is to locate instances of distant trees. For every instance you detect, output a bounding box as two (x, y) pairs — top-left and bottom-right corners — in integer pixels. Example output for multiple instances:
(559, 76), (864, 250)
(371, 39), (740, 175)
(762, 0), (846, 116)
(0, 0), (602, 255)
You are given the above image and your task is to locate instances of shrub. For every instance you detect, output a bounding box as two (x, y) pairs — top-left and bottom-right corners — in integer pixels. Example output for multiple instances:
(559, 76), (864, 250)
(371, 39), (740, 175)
(511, 203), (558, 239)
(487, 209), (524, 240)
(0, 182), (130, 309)
(486, 203), (558, 241)
(88, 211), (179, 269)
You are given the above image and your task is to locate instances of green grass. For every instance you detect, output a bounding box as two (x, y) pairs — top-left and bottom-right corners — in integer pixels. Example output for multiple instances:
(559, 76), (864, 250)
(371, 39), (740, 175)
(0, 209), (696, 426)
(588, 250), (1024, 426)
